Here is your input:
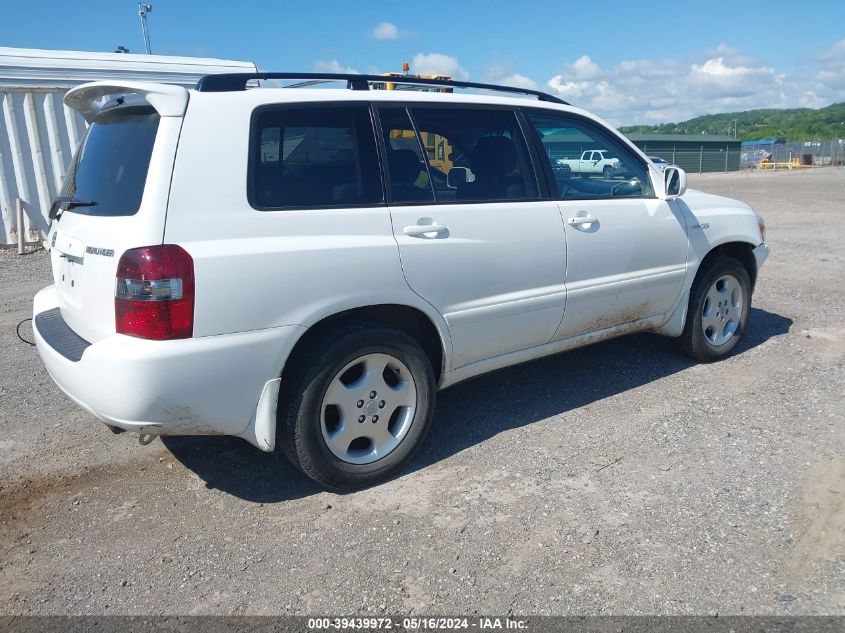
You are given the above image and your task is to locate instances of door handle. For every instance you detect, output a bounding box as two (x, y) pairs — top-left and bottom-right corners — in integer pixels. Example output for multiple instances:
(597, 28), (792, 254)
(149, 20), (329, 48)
(403, 222), (449, 238)
(567, 214), (599, 226)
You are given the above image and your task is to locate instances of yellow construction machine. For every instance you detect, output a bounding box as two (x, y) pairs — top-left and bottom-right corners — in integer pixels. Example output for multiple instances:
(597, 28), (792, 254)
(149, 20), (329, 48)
(375, 66), (455, 174)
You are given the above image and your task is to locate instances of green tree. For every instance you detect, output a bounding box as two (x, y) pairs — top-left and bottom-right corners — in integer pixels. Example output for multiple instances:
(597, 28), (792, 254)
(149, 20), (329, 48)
(619, 103), (845, 141)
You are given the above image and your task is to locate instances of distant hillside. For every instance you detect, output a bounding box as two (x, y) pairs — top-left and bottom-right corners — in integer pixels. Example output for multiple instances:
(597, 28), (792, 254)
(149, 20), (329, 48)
(619, 102), (845, 141)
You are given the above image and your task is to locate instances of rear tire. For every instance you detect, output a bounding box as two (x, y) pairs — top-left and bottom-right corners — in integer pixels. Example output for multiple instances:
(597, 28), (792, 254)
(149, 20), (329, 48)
(674, 256), (752, 362)
(278, 322), (435, 489)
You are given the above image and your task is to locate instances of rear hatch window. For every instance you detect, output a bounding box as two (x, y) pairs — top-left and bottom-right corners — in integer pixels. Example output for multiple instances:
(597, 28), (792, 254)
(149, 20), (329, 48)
(60, 106), (160, 217)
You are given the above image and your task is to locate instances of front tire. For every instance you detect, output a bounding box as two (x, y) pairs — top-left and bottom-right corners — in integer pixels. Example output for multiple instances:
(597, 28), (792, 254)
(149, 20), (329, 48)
(675, 256), (752, 362)
(279, 322), (436, 489)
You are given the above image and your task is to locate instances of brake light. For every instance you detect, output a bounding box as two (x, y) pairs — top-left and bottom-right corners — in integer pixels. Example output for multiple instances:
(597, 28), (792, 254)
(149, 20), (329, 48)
(115, 245), (194, 340)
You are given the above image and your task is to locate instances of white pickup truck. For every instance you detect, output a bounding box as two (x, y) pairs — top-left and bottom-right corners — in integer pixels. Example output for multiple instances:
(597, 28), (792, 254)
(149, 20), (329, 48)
(556, 149), (620, 178)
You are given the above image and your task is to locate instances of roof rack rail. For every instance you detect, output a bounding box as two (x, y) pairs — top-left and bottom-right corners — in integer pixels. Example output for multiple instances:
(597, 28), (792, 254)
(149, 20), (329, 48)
(194, 72), (569, 105)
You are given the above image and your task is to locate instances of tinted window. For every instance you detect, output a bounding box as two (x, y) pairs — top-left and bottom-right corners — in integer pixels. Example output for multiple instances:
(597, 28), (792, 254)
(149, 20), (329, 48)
(528, 112), (653, 199)
(60, 107), (159, 217)
(251, 106), (382, 209)
(378, 108), (434, 203)
(408, 108), (538, 203)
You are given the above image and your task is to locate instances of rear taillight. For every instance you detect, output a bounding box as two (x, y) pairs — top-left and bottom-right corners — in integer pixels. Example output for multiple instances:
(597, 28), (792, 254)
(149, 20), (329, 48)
(115, 245), (194, 340)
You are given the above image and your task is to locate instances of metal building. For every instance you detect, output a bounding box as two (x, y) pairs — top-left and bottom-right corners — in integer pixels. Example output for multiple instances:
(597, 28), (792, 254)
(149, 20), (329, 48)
(0, 47), (257, 245)
(623, 133), (742, 173)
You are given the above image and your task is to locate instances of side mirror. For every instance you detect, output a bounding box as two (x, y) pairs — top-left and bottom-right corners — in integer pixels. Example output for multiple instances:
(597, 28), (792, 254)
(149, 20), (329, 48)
(660, 166), (687, 199)
(447, 167), (473, 189)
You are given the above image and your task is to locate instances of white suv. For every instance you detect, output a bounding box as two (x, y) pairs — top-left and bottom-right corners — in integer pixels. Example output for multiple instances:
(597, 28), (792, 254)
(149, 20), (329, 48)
(33, 73), (769, 488)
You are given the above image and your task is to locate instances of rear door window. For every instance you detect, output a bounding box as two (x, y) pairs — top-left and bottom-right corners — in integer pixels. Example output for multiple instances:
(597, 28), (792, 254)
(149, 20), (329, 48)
(407, 107), (539, 203)
(250, 105), (383, 210)
(60, 106), (159, 217)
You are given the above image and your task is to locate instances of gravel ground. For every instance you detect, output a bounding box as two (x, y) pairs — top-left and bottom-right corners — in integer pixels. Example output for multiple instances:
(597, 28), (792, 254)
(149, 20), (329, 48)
(0, 168), (843, 616)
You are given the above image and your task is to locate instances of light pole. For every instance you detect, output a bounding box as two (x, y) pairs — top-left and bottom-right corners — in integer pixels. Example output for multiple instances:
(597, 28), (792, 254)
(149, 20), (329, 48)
(138, 3), (153, 54)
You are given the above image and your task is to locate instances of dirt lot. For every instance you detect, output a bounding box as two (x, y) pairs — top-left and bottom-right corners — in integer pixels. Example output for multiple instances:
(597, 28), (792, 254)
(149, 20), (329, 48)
(0, 168), (843, 616)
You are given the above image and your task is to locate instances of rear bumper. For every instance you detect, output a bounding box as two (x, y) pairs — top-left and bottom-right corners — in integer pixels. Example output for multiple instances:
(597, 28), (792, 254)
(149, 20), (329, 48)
(33, 285), (303, 441)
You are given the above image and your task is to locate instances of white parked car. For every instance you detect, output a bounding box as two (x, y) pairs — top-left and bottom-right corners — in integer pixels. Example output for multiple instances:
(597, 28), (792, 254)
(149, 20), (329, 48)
(648, 155), (671, 170)
(33, 73), (769, 488)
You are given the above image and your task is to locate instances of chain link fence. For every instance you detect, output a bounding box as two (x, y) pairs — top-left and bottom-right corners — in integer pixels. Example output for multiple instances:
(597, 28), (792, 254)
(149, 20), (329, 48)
(632, 138), (845, 173)
(740, 139), (845, 169)
(634, 143), (741, 173)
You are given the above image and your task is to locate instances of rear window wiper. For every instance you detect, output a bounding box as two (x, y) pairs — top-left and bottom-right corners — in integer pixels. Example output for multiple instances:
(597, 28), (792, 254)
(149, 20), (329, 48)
(49, 196), (97, 220)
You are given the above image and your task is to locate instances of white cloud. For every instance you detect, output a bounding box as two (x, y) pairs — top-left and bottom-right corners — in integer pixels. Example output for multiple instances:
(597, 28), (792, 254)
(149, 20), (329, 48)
(320, 43), (841, 127)
(591, 81), (636, 112)
(688, 57), (782, 99)
(570, 55), (601, 80)
(616, 59), (680, 79)
(818, 38), (845, 64)
(547, 77), (592, 100)
(799, 91), (828, 108)
(372, 22), (399, 40)
(699, 44), (756, 67)
(497, 73), (539, 90)
(544, 45), (840, 126)
(411, 53), (468, 80)
(693, 57), (756, 78)
(813, 39), (845, 101)
(484, 66), (538, 91)
(314, 59), (359, 74)
(708, 43), (739, 57)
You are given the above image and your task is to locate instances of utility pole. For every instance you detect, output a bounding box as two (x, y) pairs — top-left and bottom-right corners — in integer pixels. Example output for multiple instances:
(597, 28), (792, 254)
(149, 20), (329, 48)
(733, 119), (738, 139)
(138, 4), (153, 54)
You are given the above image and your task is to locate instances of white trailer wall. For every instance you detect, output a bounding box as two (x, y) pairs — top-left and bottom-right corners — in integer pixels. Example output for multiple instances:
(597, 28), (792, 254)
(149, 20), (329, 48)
(0, 47), (257, 245)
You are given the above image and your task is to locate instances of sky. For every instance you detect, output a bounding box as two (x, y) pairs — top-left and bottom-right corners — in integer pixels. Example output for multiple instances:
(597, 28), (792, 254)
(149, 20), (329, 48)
(2, 1), (844, 126)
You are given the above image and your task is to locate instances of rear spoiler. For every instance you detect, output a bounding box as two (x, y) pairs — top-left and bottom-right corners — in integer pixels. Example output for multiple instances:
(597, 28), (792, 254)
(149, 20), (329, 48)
(64, 81), (189, 122)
